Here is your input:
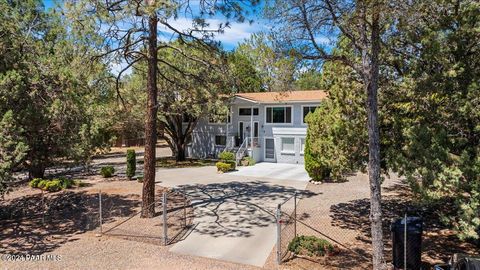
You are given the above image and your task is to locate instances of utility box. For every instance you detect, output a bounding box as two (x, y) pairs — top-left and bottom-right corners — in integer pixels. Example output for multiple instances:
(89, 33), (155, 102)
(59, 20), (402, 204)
(391, 217), (423, 270)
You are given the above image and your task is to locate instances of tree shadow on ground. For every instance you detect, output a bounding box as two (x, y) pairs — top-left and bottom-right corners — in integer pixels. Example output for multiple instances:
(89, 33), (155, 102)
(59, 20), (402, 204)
(0, 191), (140, 255)
(329, 183), (478, 264)
(177, 181), (317, 238)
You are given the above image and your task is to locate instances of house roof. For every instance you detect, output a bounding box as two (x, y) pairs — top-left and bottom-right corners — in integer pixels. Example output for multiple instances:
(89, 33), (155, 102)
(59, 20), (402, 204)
(234, 90), (327, 103)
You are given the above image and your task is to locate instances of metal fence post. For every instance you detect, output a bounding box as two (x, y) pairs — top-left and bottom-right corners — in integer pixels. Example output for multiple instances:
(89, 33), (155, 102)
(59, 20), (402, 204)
(99, 190), (103, 234)
(404, 213), (407, 270)
(294, 192), (297, 237)
(163, 192), (168, 245)
(183, 187), (187, 228)
(276, 204), (282, 265)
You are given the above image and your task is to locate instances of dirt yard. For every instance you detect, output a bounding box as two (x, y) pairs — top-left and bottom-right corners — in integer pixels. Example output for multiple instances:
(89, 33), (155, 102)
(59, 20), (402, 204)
(263, 173), (479, 270)
(0, 174), (260, 270)
(1, 147), (478, 270)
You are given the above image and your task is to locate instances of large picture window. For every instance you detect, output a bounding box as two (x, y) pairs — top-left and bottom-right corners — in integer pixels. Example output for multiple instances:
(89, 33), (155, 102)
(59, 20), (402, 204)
(239, 107), (259, 116)
(302, 106), (317, 124)
(281, 137), (295, 153)
(266, 106), (292, 124)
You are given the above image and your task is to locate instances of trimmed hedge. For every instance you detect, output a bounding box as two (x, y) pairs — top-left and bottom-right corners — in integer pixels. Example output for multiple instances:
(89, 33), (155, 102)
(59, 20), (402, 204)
(225, 160), (236, 171)
(29, 178), (42, 188)
(29, 177), (82, 192)
(218, 151), (235, 161)
(216, 162), (232, 173)
(126, 149), (136, 179)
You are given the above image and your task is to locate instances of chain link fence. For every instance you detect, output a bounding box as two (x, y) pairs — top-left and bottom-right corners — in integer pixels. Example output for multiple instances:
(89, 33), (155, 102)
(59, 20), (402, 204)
(99, 188), (193, 246)
(276, 192), (373, 268)
(0, 187), (193, 257)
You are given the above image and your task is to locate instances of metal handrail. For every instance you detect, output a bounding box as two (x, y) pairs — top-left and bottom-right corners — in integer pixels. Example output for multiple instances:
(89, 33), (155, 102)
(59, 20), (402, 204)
(236, 137), (249, 163)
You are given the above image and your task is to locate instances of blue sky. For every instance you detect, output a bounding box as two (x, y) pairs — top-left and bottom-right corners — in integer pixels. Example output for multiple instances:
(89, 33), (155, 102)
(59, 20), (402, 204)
(43, 0), (266, 50)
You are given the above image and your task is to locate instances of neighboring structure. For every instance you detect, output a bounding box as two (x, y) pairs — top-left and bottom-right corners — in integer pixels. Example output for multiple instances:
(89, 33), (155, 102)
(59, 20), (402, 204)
(185, 90), (327, 164)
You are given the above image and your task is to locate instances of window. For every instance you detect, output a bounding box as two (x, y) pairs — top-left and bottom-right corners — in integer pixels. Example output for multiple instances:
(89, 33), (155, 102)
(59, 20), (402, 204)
(302, 106), (318, 124)
(215, 135), (226, 146)
(239, 107), (259, 116)
(300, 138), (306, 154)
(281, 137), (295, 153)
(266, 107), (292, 124)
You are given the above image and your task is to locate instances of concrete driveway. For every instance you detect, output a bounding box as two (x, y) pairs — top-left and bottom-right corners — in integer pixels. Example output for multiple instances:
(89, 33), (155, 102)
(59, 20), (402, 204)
(156, 166), (313, 267)
(230, 162), (310, 182)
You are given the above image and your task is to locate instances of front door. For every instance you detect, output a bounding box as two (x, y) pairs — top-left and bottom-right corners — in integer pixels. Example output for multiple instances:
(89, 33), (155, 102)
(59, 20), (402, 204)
(264, 138), (275, 162)
(238, 121), (244, 144)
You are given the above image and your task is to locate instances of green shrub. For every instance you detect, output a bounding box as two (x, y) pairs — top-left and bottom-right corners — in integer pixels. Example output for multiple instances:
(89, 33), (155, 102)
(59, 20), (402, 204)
(37, 179), (49, 189)
(43, 180), (62, 192)
(304, 134), (331, 182)
(288, 235), (334, 257)
(242, 156), (256, 166)
(218, 151), (235, 162)
(29, 178), (42, 188)
(126, 149), (136, 179)
(100, 166), (115, 178)
(225, 160), (236, 171)
(59, 177), (75, 189)
(216, 162), (231, 173)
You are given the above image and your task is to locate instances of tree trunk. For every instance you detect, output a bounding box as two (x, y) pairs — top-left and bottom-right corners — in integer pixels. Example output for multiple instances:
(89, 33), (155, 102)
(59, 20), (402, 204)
(141, 14), (158, 218)
(28, 163), (45, 179)
(175, 142), (186, 162)
(364, 7), (385, 270)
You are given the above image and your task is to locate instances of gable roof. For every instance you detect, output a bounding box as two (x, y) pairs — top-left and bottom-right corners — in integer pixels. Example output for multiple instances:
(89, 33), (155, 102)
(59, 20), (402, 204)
(235, 90), (327, 103)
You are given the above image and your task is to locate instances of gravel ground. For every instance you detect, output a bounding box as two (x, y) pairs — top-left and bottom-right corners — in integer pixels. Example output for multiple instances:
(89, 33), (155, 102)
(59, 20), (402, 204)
(1, 173), (263, 270)
(263, 172), (401, 269)
(1, 235), (261, 270)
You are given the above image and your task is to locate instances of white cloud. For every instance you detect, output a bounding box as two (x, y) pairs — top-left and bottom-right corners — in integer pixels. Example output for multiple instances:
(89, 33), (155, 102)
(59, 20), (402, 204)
(160, 17), (265, 48)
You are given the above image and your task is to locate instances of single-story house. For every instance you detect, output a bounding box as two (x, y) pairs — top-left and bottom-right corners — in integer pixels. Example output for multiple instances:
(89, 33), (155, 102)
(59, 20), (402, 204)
(185, 90), (327, 164)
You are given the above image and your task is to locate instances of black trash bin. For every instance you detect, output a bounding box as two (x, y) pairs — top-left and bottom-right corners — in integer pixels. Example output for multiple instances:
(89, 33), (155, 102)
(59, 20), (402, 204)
(391, 216), (423, 270)
(453, 254), (480, 270)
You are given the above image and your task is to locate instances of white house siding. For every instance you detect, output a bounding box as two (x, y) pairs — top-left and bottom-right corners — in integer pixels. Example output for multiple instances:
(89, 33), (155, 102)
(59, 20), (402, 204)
(185, 118), (231, 159)
(187, 98), (320, 164)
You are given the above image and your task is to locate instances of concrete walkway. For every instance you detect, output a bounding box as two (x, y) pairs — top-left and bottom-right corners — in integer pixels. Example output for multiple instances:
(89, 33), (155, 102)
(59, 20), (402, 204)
(156, 166), (312, 267)
(229, 162), (310, 182)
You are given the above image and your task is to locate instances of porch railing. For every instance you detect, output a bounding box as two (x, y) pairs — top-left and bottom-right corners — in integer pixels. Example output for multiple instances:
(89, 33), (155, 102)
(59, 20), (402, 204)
(236, 137), (249, 164)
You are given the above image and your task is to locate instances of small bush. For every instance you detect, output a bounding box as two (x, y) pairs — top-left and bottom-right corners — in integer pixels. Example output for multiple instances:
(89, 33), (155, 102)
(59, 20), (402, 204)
(218, 151), (235, 162)
(100, 166), (115, 178)
(29, 178), (42, 188)
(216, 162), (231, 173)
(37, 180), (49, 189)
(126, 149), (136, 179)
(225, 160), (236, 171)
(288, 235), (334, 257)
(59, 178), (75, 189)
(242, 156), (256, 166)
(43, 180), (62, 192)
